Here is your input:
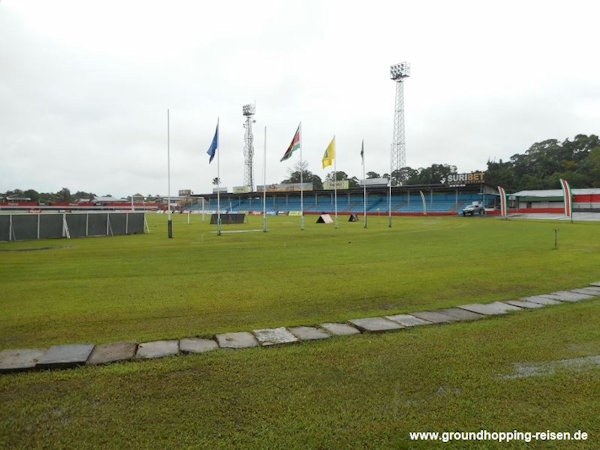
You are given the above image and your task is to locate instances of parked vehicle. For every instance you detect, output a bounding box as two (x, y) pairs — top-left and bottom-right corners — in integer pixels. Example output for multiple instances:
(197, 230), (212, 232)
(462, 202), (486, 216)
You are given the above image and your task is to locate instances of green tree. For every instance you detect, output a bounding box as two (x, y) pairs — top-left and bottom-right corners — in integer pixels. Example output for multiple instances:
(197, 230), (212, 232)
(325, 171), (349, 182)
(415, 164), (457, 185)
(23, 189), (39, 202)
(56, 187), (72, 202)
(580, 146), (600, 187)
(282, 161), (323, 189)
(393, 167), (419, 185)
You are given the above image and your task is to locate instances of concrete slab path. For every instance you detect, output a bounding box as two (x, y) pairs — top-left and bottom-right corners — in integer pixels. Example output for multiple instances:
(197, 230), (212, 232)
(88, 342), (137, 365)
(37, 344), (94, 369)
(253, 328), (299, 346)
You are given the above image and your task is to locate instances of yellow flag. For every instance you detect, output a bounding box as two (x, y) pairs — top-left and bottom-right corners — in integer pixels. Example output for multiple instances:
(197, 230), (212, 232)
(322, 136), (335, 168)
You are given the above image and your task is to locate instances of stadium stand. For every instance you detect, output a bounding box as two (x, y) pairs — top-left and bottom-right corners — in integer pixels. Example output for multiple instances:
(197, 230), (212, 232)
(189, 189), (493, 216)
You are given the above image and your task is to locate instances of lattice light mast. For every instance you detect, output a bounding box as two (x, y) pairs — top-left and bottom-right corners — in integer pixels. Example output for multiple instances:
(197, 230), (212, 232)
(243, 103), (256, 191)
(390, 62), (410, 182)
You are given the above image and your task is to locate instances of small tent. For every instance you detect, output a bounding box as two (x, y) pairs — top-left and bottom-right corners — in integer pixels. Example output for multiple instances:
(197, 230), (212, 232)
(316, 214), (333, 224)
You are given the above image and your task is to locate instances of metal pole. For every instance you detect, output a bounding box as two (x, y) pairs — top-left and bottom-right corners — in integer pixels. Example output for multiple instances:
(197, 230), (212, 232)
(167, 109), (173, 238)
(217, 118), (221, 236)
(263, 125), (267, 232)
(388, 144), (392, 227)
(299, 122), (304, 231)
(334, 136), (338, 229)
(362, 139), (367, 228)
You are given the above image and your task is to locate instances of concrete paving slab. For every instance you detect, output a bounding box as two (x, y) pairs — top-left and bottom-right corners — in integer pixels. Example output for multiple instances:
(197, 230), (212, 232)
(437, 308), (485, 321)
(0, 348), (46, 373)
(136, 340), (179, 359)
(570, 287), (600, 297)
(546, 291), (594, 302)
(385, 314), (431, 327)
(506, 300), (546, 309)
(37, 344), (95, 369)
(591, 281), (600, 287)
(458, 302), (522, 316)
(521, 295), (563, 305)
(179, 338), (218, 354)
(216, 332), (259, 349)
(253, 327), (299, 346)
(288, 326), (330, 341)
(411, 310), (458, 324)
(88, 342), (137, 365)
(348, 317), (404, 332)
(320, 322), (361, 336)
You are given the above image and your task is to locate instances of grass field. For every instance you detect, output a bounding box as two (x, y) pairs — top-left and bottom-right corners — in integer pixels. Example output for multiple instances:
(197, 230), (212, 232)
(1, 214), (600, 448)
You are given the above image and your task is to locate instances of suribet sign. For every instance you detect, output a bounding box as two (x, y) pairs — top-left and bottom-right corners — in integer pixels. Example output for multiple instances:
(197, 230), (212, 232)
(445, 172), (485, 186)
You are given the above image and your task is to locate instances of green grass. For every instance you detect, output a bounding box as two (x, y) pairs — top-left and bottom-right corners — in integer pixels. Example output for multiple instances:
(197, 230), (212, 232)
(1, 214), (599, 448)
(1, 214), (599, 348)
(1, 301), (599, 448)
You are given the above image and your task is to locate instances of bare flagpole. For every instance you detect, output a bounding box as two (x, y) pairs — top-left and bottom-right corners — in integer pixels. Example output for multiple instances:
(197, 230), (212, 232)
(167, 109), (173, 238)
(263, 125), (267, 232)
(333, 136), (338, 229)
(388, 144), (392, 228)
(216, 117), (221, 236)
(299, 121), (304, 231)
(362, 139), (367, 228)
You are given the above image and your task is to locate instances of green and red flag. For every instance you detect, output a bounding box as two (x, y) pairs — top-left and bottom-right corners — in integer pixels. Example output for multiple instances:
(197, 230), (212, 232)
(498, 186), (507, 217)
(280, 124), (301, 162)
(559, 178), (572, 217)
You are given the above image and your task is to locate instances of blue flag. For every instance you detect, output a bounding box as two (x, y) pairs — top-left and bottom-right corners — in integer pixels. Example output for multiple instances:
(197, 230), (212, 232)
(207, 121), (219, 163)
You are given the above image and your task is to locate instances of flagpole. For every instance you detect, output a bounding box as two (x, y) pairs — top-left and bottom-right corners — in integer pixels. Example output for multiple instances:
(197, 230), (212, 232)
(388, 144), (392, 228)
(362, 139), (367, 228)
(167, 108), (173, 238)
(333, 136), (338, 229)
(217, 118), (221, 236)
(263, 125), (267, 232)
(299, 121), (304, 231)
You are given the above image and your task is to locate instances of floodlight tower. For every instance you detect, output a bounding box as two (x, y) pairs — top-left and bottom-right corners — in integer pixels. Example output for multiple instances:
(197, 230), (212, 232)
(390, 62), (410, 178)
(243, 103), (256, 191)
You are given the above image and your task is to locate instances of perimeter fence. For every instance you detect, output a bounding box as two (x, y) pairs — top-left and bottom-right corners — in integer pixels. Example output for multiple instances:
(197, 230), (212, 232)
(0, 212), (147, 242)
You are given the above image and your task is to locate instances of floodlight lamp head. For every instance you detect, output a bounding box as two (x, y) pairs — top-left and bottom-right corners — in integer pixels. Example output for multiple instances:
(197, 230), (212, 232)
(243, 104), (256, 116)
(390, 62), (410, 80)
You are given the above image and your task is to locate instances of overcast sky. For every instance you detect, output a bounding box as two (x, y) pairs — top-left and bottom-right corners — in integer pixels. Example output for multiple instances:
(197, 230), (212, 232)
(1, 0), (599, 197)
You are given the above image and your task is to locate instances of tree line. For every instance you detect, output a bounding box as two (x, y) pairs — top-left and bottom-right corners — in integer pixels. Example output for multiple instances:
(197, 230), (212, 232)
(4, 134), (598, 199)
(484, 134), (600, 191)
(281, 134), (600, 191)
(0, 188), (156, 203)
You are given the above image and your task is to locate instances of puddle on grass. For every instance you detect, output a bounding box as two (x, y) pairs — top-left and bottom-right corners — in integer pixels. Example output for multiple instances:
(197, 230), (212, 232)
(499, 355), (600, 379)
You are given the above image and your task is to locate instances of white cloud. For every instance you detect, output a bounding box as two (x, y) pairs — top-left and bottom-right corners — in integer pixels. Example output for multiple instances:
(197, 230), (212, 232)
(1, 0), (599, 196)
